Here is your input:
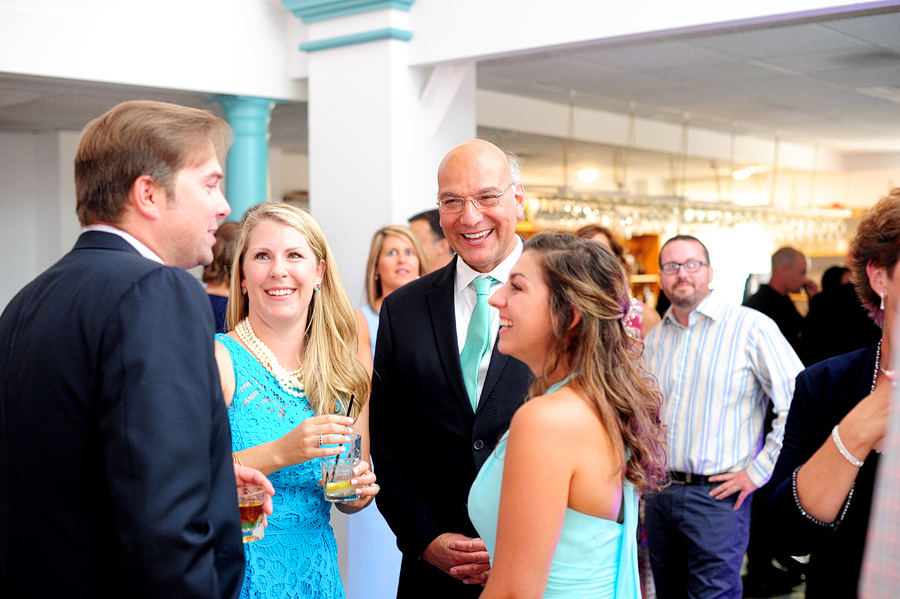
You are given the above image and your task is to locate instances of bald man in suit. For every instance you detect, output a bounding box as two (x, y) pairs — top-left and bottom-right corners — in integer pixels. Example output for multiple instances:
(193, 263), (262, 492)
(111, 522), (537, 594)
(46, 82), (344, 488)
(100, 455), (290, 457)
(371, 140), (533, 598)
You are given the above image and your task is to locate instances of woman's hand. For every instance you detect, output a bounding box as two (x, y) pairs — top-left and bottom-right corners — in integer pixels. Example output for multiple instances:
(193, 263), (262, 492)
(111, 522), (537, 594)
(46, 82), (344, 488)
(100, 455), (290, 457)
(839, 369), (894, 457)
(333, 460), (379, 513)
(274, 414), (355, 469)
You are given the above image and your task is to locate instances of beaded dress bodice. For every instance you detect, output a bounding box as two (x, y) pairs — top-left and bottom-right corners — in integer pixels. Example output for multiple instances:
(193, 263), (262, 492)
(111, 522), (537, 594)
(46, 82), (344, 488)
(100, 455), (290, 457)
(217, 334), (343, 599)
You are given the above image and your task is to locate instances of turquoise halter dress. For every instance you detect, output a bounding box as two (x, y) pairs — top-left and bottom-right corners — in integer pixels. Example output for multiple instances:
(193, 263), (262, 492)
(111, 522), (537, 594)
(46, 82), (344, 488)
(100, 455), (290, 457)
(467, 377), (640, 598)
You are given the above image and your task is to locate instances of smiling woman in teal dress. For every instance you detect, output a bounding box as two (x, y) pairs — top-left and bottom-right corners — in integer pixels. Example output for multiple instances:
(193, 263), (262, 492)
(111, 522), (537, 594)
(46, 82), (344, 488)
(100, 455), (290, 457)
(467, 231), (667, 599)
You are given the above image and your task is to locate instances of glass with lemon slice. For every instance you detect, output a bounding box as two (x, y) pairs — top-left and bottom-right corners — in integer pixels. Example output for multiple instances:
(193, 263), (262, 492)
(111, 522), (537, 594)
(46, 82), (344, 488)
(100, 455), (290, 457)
(320, 433), (362, 503)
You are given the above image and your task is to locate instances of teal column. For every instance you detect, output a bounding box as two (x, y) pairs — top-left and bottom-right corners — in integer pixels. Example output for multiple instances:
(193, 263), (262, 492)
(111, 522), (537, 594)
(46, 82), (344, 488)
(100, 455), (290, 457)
(211, 95), (277, 221)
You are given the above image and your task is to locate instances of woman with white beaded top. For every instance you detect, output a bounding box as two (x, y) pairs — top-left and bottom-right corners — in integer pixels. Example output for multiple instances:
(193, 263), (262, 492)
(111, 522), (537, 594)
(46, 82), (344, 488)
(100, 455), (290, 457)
(766, 189), (900, 599)
(214, 202), (376, 599)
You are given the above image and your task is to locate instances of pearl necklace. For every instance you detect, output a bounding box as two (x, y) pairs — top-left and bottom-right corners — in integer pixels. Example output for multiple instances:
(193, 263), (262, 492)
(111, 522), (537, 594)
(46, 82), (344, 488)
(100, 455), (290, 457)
(235, 318), (305, 398)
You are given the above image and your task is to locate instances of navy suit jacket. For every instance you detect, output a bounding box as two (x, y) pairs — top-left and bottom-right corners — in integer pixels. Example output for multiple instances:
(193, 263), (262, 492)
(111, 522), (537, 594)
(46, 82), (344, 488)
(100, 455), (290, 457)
(0, 231), (244, 598)
(370, 256), (533, 599)
(767, 345), (879, 599)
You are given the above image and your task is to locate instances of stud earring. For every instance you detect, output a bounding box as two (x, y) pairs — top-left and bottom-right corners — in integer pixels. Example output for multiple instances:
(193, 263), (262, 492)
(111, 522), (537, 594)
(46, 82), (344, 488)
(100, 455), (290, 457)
(881, 292), (885, 311)
(241, 286), (247, 295)
(314, 283), (322, 292)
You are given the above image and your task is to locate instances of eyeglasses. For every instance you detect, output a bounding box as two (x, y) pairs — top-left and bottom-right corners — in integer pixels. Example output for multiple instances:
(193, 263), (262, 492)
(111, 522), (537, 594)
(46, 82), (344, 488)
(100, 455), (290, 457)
(436, 182), (514, 214)
(660, 260), (708, 275)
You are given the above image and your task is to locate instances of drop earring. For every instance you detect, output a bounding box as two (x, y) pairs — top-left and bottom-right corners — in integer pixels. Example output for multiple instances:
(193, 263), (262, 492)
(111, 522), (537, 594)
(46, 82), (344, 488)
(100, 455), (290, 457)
(881, 292), (885, 311)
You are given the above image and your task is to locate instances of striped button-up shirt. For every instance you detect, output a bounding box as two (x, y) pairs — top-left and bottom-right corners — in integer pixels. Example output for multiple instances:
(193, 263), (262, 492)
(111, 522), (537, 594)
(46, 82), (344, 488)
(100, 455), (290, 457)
(644, 290), (804, 487)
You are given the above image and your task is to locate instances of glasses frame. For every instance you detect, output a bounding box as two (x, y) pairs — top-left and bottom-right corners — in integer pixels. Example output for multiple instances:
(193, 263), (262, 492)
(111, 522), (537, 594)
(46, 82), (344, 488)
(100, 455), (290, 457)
(660, 260), (709, 275)
(436, 182), (515, 214)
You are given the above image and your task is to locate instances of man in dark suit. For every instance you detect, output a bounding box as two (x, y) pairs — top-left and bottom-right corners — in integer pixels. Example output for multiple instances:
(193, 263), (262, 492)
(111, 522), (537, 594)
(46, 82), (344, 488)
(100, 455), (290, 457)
(0, 100), (271, 598)
(370, 139), (533, 598)
(409, 208), (454, 273)
(743, 246), (817, 364)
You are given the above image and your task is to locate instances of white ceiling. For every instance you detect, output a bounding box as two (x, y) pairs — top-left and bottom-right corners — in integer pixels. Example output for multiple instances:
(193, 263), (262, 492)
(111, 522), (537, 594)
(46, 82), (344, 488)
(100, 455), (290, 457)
(477, 8), (900, 154)
(0, 73), (309, 153)
(1, 7), (899, 170)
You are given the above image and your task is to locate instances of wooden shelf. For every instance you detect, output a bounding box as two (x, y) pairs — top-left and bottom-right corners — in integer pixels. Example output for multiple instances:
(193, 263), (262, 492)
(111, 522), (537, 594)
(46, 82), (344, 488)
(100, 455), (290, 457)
(630, 274), (659, 284)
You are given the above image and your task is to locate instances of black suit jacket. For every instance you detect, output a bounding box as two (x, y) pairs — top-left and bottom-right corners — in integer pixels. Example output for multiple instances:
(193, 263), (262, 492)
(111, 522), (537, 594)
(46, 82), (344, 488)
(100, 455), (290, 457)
(0, 231), (244, 598)
(766, 345), (879, 599)
(370, 256), (533, 599)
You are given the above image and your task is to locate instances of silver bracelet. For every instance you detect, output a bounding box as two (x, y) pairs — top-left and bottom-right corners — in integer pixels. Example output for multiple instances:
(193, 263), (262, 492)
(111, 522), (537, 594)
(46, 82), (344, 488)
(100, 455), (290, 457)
(831, 424), (864, 468)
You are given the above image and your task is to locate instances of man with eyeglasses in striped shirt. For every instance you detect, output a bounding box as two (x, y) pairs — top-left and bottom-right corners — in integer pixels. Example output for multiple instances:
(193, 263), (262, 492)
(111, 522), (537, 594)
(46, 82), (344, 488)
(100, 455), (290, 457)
(642, 235), (804, 599)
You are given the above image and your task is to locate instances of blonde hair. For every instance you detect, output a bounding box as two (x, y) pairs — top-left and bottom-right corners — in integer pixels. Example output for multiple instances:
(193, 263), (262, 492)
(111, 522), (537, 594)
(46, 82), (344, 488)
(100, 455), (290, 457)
(525, 232), (667, 492)
(364, 225), (428, 308)
(227, 203), (369, 418)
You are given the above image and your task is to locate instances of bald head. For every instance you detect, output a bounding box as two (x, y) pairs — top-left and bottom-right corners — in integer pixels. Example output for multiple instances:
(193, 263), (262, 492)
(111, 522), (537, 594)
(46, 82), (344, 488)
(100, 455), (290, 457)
(771, 247), (805, 271)
(438, 139), (520, 186)
(436, 139), (524, 273)
(769, 246), (812, 295)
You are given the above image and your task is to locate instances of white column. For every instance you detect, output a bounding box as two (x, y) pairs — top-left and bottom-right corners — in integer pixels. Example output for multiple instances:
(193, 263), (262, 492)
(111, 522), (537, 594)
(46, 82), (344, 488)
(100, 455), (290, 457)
(285, 5), (477, 597)
(301, 11), (476, 306)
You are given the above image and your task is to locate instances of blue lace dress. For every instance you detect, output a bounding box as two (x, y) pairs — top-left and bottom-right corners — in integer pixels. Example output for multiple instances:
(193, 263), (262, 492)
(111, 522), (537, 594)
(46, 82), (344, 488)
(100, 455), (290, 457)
(217, 334), (343, 599)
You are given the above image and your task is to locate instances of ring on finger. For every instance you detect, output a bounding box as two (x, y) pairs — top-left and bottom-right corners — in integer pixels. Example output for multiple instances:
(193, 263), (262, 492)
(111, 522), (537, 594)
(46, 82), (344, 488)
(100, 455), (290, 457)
(318, 434), (323, 447)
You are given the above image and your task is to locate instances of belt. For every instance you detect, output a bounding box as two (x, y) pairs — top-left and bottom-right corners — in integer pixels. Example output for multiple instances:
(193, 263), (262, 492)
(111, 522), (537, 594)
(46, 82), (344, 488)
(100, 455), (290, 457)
(668, 471), (720, 486)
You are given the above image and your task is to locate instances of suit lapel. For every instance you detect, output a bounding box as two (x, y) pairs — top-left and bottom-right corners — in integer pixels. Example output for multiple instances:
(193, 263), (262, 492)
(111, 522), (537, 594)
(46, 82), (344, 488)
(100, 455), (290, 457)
(425, 257), (475, 416)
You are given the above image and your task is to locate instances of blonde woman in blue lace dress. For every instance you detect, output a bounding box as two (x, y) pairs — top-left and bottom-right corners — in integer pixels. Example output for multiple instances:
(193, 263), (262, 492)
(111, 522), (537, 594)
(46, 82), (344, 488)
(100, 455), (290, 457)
(214, 203), (377, 599)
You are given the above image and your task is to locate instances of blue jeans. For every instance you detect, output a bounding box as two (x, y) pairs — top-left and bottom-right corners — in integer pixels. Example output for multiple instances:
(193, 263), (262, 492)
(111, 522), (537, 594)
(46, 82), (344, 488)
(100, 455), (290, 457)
(644, 482), (752, 599)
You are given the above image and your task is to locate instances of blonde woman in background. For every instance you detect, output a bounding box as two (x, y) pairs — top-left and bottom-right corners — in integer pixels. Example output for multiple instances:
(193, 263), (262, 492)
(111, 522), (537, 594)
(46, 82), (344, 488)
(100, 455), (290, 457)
(356, 225), (428, 369)
(215, 203), (377, 599)
(349, 224), (427, 599)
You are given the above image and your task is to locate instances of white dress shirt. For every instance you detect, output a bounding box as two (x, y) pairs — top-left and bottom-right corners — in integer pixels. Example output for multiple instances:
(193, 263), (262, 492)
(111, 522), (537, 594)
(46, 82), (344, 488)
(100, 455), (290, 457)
(453, 238), (523, 405)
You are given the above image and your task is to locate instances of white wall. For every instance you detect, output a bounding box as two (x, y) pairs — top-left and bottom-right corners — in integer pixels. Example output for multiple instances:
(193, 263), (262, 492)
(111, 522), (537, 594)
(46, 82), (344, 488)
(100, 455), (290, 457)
(0, 132), (38, 308)
(0, 129), (82, 310)
(478, 90), (845, 174)
(269, 149), (310, 202)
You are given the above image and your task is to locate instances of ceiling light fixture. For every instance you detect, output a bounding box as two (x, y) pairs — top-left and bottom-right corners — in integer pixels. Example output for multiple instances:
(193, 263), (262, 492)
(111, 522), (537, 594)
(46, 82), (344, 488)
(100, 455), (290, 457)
(578, 168), (599, 182)
(732, 169), (752, 181)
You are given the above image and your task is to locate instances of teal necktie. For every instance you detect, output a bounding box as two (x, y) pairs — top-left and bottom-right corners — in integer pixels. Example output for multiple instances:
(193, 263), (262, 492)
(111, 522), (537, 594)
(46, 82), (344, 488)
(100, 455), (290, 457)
(460, 276), (495, 411)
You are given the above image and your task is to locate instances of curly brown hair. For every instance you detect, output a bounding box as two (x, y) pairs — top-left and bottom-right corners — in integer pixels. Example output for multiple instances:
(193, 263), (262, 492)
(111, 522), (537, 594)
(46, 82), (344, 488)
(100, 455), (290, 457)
(525, 231), (668, 492)
(849, 188), (900, 327)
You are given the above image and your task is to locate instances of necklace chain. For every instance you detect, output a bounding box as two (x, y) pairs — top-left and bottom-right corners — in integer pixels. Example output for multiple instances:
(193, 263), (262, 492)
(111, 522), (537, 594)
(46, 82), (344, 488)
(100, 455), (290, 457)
(871, 339), (887, 455)
(872, 339), (883, 394)
(235, 318), (305, 398)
